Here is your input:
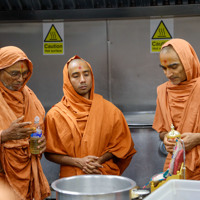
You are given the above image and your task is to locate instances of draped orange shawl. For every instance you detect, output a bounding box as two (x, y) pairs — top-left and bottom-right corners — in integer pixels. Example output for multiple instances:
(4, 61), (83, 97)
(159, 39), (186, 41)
(0, 46), (50, 199)
(153, 39), (200, 179)
(45, 55), (136, 177)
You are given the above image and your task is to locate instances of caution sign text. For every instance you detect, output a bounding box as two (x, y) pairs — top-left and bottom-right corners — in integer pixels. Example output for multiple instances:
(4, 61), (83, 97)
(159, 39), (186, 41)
(151, 40), (169, 52)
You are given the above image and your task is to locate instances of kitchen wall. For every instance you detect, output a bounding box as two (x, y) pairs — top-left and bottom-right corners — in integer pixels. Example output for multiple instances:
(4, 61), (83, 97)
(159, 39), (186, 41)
(1, 17), (200, 112)
(1, 16), (200, 191)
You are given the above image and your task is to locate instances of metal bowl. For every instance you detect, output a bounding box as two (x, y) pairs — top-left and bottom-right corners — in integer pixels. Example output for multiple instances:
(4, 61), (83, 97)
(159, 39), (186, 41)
(51, 175), (136, 200)
(132, 189), (150, 199)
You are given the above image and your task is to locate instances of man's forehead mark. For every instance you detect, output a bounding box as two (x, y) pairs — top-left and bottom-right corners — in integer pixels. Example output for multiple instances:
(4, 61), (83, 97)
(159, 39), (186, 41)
(20, 63), (24, 73)
(78, 66), (82, 69)
(164, 60), (167, 63)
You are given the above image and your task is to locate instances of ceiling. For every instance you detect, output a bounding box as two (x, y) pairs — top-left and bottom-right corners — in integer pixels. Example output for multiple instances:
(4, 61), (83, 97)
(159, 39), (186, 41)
(0, 0), (199, 21)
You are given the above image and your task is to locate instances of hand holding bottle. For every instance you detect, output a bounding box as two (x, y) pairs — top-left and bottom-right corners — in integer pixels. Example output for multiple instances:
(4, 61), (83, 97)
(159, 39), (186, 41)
(37, 135), (46, 154)
(164, 124), (181, 153)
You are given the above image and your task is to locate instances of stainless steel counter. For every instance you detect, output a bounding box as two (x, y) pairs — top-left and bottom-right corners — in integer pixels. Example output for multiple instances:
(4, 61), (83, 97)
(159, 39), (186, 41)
(124, 111), (155, 128)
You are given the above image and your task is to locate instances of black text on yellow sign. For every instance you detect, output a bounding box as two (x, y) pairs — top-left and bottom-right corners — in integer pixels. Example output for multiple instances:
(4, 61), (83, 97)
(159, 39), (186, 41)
(151, 40), (169, 52)
(151, 20), (172, 53)
(44, 24), (63, 55)
(44, 43), (63, 54)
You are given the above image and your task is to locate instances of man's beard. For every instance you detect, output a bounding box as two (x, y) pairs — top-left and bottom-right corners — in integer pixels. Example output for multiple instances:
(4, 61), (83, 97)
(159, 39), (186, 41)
(1, 80), (18, 91)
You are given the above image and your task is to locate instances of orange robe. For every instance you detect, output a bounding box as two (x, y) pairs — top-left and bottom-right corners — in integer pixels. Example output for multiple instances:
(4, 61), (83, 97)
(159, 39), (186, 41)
(45, 55), (136, 177)
(153, 39), (200, 180)
(0, 46), (50, 200)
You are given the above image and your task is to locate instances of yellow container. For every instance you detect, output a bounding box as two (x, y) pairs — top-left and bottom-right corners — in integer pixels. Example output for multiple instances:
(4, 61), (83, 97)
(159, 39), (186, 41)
(150, 163), (185, 192)
(167, 124), (181, 139)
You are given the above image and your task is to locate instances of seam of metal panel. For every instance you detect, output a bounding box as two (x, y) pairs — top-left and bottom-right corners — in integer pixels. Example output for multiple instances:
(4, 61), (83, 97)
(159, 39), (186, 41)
(128, 125), (153, 129)
(106, 20), (112, 102)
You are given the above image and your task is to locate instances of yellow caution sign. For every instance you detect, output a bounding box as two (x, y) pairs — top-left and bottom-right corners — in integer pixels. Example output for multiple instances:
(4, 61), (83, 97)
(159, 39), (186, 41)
(43, 23), (64, 55)
(152, 20), (172, 39)
(44, 24), (62, 42)
(150, 19), (173, 53)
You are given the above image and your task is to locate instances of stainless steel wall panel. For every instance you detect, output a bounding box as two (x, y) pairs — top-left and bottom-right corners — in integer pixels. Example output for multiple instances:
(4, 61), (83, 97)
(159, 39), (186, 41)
(0, 21), (108, 111)
(122, 128), (166, 187)
(174, 16), (200, 54)
(108, 19), (167, 111)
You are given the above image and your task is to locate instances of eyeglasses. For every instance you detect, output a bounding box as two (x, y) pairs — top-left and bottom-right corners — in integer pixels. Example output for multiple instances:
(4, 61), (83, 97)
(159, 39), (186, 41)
(3, 69), (30, 79)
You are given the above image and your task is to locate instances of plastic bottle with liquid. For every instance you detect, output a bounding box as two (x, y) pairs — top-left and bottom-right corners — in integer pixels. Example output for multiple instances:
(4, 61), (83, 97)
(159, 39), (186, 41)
(30, 116), (42, 154)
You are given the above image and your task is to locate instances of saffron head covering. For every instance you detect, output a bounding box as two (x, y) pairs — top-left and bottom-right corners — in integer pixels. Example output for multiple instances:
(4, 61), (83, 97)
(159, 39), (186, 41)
(0, 46), (33, 91)
(161, 38), (200, 81)
(63, 55), (95, 102)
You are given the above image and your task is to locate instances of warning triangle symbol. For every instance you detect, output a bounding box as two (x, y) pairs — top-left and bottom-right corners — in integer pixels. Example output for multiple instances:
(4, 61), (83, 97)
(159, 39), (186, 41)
(152, 20), (172, 39)
(44, 24), (63, 42)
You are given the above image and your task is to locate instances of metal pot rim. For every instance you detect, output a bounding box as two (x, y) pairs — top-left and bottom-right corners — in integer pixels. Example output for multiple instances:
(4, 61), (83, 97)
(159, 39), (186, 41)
(51, 175), (136, 195)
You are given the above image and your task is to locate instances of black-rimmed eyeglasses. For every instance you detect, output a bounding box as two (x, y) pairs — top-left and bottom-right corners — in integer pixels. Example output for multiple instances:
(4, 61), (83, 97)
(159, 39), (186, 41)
(3, 69), (30, 79)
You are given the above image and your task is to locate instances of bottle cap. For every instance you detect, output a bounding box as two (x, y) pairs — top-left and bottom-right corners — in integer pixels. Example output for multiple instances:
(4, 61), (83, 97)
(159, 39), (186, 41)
(34, 116), (40, 124)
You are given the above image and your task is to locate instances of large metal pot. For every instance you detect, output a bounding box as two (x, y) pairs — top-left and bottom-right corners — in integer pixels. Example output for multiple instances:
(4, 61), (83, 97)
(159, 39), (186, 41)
(51, 175), (136, 200)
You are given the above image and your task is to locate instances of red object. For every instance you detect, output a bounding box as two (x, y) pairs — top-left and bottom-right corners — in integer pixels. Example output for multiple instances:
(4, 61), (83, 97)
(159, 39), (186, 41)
(173, 149), (184, 174)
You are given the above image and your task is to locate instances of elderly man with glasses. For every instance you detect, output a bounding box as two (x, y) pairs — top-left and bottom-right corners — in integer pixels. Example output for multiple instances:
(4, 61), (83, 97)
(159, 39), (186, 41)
(0, 46), (50, 200)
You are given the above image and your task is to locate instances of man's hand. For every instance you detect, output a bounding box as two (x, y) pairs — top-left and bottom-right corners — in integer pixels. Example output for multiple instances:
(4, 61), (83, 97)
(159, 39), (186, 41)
(38, 135), (46, 154)
(1, 116), (34, 143)
(75, 156), (103, 174)
(181, 132), (200, 151)
(82, 158), (103, 174)
(159, 132), (167, 141)
(163, 135), (176, 153)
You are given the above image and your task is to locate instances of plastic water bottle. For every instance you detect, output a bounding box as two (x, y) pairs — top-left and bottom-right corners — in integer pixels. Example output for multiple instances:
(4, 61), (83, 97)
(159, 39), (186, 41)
(30, 116), (42, 154)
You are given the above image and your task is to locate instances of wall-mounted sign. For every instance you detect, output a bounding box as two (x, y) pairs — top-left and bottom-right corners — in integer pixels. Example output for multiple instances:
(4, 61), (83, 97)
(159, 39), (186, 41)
(43, 23), (64, 55)
(150, 19), (174, 53)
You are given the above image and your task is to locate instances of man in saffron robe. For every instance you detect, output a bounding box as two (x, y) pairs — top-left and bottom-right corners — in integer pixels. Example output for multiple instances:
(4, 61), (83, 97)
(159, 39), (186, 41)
(44, 55), (136, 177)
(153, 38), (200, 180)
(0, 46), (50, 199)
